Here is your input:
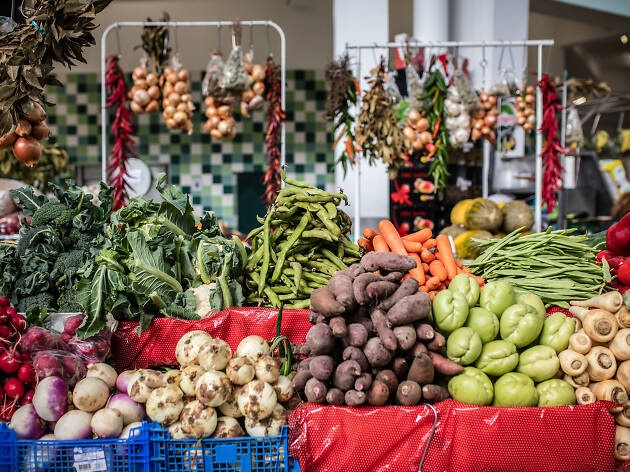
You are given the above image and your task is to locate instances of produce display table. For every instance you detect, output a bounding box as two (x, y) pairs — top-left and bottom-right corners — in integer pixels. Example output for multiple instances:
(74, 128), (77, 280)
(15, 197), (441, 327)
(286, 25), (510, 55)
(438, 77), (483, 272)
(289, 399), (617, 472)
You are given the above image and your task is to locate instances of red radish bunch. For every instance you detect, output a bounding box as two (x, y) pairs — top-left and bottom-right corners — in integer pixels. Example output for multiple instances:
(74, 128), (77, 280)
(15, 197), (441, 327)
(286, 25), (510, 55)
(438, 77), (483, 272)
(0, 296), (36, 421)
(60, 314), (112, 364)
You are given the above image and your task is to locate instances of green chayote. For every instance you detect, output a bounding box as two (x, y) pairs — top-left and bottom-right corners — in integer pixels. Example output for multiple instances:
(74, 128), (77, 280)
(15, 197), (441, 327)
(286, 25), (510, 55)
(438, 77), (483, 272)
(474, 340), (519, 376)
(514, 288), (546, 318)
(446, 327), (483, 365)
(516, 345), (560, 382)
(480, 280), (516, 318)
(499, 303), (545, 348)
(447, 367), (494, 406)
(538, 312), (576, 353)
(536, 379), (576, 406)
(465, 307), (500, 344)
(493, 372), (538, 407)
(432, 289), (469, 334)
(448, 273), (480, 307)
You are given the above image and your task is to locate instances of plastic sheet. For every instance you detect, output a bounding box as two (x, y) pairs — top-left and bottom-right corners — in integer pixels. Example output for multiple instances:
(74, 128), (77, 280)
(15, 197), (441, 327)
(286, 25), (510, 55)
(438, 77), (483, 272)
(111, 307), (311, 371)
(288, 399), (616, 472)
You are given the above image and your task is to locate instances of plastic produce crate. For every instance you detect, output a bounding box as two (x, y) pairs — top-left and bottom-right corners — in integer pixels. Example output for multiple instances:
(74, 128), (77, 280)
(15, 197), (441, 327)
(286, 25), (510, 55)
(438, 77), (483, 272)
(0, 421), (158, 472)
(149, 425), (296, 472)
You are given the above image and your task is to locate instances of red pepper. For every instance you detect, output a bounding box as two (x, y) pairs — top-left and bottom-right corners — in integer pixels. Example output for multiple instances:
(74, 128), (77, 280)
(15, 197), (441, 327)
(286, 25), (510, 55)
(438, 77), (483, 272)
(607, 212), (630, 257)
(618, 262), (630, 286)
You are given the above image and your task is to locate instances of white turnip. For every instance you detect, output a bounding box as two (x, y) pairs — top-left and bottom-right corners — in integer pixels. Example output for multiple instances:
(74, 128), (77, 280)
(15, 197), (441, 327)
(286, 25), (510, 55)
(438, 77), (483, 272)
(180, 365), (206, 396)
(86, 363), (118, 390)
(179, 400), (218, 438)
(9, 403), (46, 439)
(91, 407), (124, 438)
(218, 388), (243, 418)
(237, 380), (277, 421)
(107, 393), (146, 426)
(168, 421), (189, 439)
(146, 385), (184, 426)
(198, 338), (232, 371)
(254, 356), (280, 384)
(175, 330), (213, 366)
(244, 403), (287, 437)
(127, 369), (163, 403)
(235, 335), (271, 361)
(119, 421), (143, 439)
(73, 377), (110, 412)
(32, 376), (69, 422)
(273, 375), (294, 403)
(212, 416), (245, 438)
(195, 370), (232, 407)
(226, 356), (255, 385)
(54, 410), (93, 440)
(116, 370), (137, 393)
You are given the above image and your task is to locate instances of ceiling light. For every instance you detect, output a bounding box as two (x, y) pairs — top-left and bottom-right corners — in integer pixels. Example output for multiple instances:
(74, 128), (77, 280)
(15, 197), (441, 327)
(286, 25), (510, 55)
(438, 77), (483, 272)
(621, 34), (628, 44)
(573, 96), (587, 105)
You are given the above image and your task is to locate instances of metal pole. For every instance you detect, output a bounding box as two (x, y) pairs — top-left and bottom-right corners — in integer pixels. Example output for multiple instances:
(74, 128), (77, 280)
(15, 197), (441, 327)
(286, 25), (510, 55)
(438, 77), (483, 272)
(100, 20), (286, 182)
(534, 43), (544, 232)
(353, 46), (362, 243)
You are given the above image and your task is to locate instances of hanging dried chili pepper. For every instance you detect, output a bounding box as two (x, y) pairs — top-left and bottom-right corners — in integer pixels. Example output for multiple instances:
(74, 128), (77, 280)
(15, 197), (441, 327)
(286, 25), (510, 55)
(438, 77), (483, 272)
(262, 56), (285, 206)
(537, 74), (565, 212)
(105, 54), (136, 210)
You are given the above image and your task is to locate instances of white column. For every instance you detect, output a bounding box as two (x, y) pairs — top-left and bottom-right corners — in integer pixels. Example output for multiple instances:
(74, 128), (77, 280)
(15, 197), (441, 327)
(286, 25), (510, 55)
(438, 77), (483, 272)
(413, 0), (449, 42)
(333, 0), (390, 240)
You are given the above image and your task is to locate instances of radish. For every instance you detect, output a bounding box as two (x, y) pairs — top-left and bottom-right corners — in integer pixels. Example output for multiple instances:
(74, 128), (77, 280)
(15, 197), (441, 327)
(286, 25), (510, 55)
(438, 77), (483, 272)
(5, 306), (17, 317)
(4, 377), (25, 400)
(73, 377), (109, 412)
(54, 410), (93, 440)
(9, 313), (26, 332)
(17, 363), (37, 384)
(107, 393), (146, 426)
(0, 350), (22, 374)
(20, 390), (35, 405)
(0, 400), (16, 421)
(9, 403), (46, 439)
(0, 296), (9, 307)
(33, 376), (69, 421)
(62, 314), (84, 335)
(0, 307), (8, 325)
(0, 325), (12, 340)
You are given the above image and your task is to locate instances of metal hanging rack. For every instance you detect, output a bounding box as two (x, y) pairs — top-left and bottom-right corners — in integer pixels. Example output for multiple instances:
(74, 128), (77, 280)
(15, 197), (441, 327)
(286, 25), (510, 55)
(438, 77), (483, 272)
(100, 20), (286, 183)
(345, 39), (554, 236)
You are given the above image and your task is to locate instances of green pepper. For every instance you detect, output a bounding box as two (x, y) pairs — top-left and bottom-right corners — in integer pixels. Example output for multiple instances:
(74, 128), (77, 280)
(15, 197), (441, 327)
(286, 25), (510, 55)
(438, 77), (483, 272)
(499, 303), (545, 348)
(536, 378), (577, 406)
(514, 288), (546, 318)
(493, 372), (539, 407)
(480, 280), (516, 318)
(432, 289), (470, 334)
(538, 312), (577, 353)
(446, 327), (483, 365)
(516, 345), (560, 382)
(474, 340), (519, 376)
(448, 273), (480, 307)
(465, 307), (500, 343)
(447, 367), (494, 406)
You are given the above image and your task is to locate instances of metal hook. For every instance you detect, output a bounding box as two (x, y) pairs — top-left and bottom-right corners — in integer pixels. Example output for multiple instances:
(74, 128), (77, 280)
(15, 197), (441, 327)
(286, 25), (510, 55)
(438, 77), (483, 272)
(249, 23), (254, 51)
(174, 23), (179, 54)
(498, 43), (506, 73)
(480, 43), (488, 89)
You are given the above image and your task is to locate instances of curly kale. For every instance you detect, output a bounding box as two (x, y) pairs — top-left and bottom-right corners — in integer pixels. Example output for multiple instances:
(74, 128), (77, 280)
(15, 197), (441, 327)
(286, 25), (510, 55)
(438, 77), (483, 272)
(17, 292), (55, 315)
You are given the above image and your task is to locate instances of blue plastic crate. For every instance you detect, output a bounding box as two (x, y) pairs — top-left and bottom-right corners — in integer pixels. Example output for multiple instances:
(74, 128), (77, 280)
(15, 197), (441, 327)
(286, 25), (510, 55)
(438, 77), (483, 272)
(149, 425), (293, 472)
(0, 421), (159, 472)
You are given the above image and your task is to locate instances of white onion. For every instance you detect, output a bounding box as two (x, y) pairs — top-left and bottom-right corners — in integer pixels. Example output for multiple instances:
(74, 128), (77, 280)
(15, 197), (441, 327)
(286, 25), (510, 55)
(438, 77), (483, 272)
(237, 380), (277, 421)
(176, 331), (213, 367)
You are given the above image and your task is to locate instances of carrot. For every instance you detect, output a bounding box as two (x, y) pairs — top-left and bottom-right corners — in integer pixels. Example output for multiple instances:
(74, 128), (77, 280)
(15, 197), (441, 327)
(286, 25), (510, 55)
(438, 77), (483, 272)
(423, 238), (437, 249)
(418, 285), (428, 292)
(377, 220), (408, 256)
(428, 260), (448, 282)
(420, 249), (436, 263)
(435, 234), (457, 280)
(422, 262), (430, 273)
(363, 227), (379, 240)
(402, 239), (426, 253)
(425, 276), (441, 291)
(372, 234), (390, 252)
(357, 237), (374, 252)
(409, 252), (421, 267)
(402, 228), (432, 243)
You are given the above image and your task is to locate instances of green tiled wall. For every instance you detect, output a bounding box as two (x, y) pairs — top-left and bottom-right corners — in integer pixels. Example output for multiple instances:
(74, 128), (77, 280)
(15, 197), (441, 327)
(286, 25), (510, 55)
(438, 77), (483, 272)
(44, 70), (334, 228)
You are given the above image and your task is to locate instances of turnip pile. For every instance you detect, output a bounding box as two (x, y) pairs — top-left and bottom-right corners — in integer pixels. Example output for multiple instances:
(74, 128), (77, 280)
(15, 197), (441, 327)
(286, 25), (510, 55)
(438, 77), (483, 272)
(128, 331), (296, 439)
(292, 251), (465, 406)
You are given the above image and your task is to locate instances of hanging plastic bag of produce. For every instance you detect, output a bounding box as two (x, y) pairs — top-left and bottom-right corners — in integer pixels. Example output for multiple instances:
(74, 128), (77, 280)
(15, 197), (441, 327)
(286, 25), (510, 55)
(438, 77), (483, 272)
(160, 54), (194, 134)
(202, 51), (236, 140)
(240, 34), (266, 118)
(221, 22), (248, 92)
(406, 62), (426, 111)
(565, 106), (584, 145)
(201, 51), (225, 97)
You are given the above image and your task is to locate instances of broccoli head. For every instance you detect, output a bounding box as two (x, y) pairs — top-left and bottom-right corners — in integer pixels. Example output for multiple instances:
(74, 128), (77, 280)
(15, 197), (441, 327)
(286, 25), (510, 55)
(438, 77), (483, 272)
(17, 292), (55, 314)
(30, 201), (74, 227)
(57, 289), (82, 313)
(51, 249), (87, 288)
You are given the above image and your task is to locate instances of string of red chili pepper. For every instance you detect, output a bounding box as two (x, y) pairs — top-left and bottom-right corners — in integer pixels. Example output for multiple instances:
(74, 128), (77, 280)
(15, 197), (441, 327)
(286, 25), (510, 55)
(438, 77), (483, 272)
(537, 73), (566, 212)
(262, 56), (286, 206)
(105, 54), (137, 210)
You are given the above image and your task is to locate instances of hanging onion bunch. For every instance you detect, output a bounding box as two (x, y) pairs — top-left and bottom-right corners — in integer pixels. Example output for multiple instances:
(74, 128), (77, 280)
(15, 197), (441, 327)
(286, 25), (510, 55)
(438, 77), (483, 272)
(515, 85), (536, 132)
(403, 109), (431, 154)
(471, 91), (498, 143)
(240, 58), (266, 118)
(129, 59), (160, 114)
(0, 98), (51, 167)
(355, 59), (407, 179)
(160, 55), (194, 134)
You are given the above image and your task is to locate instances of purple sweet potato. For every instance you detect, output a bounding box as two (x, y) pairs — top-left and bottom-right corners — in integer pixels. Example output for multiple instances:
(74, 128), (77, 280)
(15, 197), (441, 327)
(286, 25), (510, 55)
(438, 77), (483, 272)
(360, 251), (417, 273)
(329, 316), (348, 338)
(333, 359), (362, 391)
(427, 351), (465, 376)
(304, 377), (328, 403)
(344, 323), (369, 347)
(391, 357), (410, 380)
(426, 332), (446, 352)
(353, 273), (383, 305)
(370, 307), (397, 351)
(411, 341), (429, 357)
(310, 287), (346, 317)
(393, 324), (417, 350)
(386, 292), (432, 326)
(327, 273), (355, 308)
(342, 346), (369, 372)
(382, 271), (404, 283)
(367, 380), (390, 406)
(291, 370), (313, 391)
(308, 355), (336, 381)
(415, 322), (435, 341)
(366, 280), (399, 303)
(422, 384), (450, 403)
(407, 352), (435, 384)
(325, 387), (345, 405)
(379, 277), (420, 311)
(354, 372), (373, 392)
(345, 389), (367, 407)
(308, 311), (326, 325)
(375, 369), (399, 397)
(363, 337), (394, 368)
(396, 380), (422, 406)
(304, 323), (336, 355)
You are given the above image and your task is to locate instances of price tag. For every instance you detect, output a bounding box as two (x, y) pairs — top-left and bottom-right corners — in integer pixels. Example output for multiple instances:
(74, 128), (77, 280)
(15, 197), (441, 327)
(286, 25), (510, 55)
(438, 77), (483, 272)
(72, 447), (108, 472)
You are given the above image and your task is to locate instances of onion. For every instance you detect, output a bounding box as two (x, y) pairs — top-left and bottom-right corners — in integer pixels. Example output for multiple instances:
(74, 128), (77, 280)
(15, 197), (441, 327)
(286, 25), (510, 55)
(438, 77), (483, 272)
(242, 89), (255, 103)
(176, 331), (213, 367)
(255, 356), (280, 384)
(252, 81), (265, 96)
(107, 393), (146, 425)
(179, 400), (217, 438)
(237, 380), (277, 421)
(9, 403), (46, 439)
(127, 369), (162, 403)
(218, 388), (243, 418)
(168, 92), (181, 105)
(244, 403), (287, 437)
(54, 410), (93, 440)
(226, 356), (255, 385)
(147, 85), (161, 100)
(218, 105), (232, 119)
(177, 69), (190, 81)
(195, 370), (232, 407)
(146, 73), (158, 86)
(32, 376), (69, 422)
(146, 385), (184, 426)
(174, 81), (188, 94)
(198, 338), (232, 371)
(273, 375), (294, 403)
(132, 67), (146, 80)
(168, 422), (189, 439)
(91, 407), (123, 438)
(251, 64), (265, 82)
(212, 416), (245, 438)
(133, 89), (150, 107)
(73, 377), (110, 412)
(407, 109), (421, 123)
(180, 365), (206, 396)
(86, 363), (118, 390)
(13, 136), (41, 167)
(119, 421), (143, 439)
(15, 119), (32, 137)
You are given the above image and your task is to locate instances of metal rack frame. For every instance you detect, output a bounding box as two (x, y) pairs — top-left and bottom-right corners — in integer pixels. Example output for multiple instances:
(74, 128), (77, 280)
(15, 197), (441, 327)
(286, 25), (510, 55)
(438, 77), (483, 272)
(345, 39), (554, 236)
(100, 20), (286, 184)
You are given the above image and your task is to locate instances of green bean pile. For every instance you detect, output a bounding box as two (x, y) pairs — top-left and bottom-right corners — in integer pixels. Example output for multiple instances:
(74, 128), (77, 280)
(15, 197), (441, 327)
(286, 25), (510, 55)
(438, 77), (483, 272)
(468, 228), (611, 306)
(245, 172), (361, 309)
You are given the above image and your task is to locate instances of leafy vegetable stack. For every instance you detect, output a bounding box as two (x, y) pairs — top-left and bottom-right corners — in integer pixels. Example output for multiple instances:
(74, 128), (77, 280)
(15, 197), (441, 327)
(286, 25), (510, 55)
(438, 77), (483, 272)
(76, 174), (247, 337)
(0, 181), (113, 316)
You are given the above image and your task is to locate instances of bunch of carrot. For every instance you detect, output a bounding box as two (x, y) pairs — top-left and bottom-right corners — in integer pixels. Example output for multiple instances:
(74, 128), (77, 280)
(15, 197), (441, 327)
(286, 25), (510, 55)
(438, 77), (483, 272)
(358, 219), (484, 300)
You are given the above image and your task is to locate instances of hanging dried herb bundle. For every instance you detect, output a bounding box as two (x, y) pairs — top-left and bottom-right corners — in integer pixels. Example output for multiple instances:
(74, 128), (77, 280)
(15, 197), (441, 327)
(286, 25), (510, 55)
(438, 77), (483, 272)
(137, 12), (171, 75)
(538, 74), (565, 212)
(355, 60), (407, 179)
(325, 54), (360, 176)
(105, 55), (136, 210)
(262, 56), (285, 206)
(0, 0), (113, 138)
(420, 67), (450, 191)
